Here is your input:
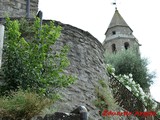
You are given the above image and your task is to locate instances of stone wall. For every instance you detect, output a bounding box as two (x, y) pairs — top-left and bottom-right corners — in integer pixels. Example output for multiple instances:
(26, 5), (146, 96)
(0, 0), (38, 18)
(44, 20), (109, 120)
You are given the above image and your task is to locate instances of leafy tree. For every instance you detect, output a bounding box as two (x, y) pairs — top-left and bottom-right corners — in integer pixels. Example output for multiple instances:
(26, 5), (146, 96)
(104, 49), (155, 92)
(0, 18), (76, 95)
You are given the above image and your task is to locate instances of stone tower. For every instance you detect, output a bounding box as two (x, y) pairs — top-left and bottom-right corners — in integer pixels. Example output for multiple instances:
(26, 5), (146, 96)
(0, 0), (39, 18)
(103, 9), (140, 54)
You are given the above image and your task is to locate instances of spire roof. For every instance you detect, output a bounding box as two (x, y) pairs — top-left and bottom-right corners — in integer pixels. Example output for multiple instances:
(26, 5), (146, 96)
(108, 9), (130, 29)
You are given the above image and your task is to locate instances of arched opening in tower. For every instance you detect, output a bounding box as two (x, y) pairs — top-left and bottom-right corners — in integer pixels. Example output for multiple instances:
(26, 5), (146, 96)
(111, 44), (116, 53)
(124, 42), (130, 50)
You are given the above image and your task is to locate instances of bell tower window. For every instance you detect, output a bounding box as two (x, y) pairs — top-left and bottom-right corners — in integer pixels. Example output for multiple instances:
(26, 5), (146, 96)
(112, 31), (116, 35)
(124, 42), (129, 50)
(112, 44), (116, 53)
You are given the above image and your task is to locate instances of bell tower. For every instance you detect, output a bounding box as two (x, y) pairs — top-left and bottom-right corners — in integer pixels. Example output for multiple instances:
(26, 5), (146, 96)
(103, 8), (141, 54)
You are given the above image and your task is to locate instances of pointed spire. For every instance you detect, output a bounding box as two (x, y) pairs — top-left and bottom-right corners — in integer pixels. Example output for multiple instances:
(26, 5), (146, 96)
(108, 9), (130, 29)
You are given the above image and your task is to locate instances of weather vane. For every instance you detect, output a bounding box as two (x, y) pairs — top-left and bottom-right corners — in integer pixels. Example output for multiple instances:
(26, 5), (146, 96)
(112, 0), (117, 10)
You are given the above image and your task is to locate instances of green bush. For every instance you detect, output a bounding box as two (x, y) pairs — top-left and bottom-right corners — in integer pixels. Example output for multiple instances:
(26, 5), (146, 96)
(104, 49), (155, 92)
(0, 18), (76, 95)
(0, 89), (53, 120)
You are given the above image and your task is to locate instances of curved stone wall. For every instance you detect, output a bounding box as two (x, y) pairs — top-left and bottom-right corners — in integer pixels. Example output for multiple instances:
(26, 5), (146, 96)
(47, 20), (109, 119)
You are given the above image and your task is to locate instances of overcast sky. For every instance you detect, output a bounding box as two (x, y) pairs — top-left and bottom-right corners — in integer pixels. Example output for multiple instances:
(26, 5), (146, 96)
(39, 0), (160, 102)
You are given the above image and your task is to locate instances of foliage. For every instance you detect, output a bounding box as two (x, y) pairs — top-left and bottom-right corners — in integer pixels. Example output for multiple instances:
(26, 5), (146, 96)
(106, 64), (157, 111)
(0, 18), (76, 96)
(0, 89), (53, 120)
(157, 110), (160, 118)
(94, 80), (118, 114)
(104, 48), (155, 92)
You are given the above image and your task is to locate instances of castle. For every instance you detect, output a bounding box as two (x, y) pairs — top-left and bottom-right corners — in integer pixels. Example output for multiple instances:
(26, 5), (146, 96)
(0, 1), (148, 120)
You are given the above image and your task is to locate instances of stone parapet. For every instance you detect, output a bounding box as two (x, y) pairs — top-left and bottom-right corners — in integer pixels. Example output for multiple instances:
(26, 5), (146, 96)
(0, 0), (38, 18)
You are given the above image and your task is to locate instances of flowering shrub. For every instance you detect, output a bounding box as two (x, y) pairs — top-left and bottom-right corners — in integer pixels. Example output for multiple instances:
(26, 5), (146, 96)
(106, 64), (157, 110)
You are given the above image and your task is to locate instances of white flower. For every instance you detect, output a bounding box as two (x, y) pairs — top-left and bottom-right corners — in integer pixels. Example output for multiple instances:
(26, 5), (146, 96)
(129, 73), (133, 77)
(137, 84), (140, 88)
(132, 86), (137, 92)
(152, 102), (157, 110)
(119, 78), (123, 82)
(130, 78), (133, 81)
(111, 73), (115, 76)
(144, 102), (147, 106)
(123, 74), (129, 79)
(139, 88), (144, 94)
(132, 81), (135, 85)
(126, 86), (131, 91)
(111, 68), (115, 72)
(141, 95), (145, 101)
(135, 93), (139, 97)
(128, 78), (132, 83)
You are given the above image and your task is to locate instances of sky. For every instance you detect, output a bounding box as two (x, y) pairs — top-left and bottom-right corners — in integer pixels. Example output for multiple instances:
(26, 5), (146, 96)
(38, 0), (160, 102)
